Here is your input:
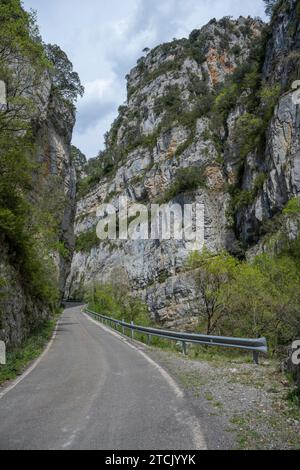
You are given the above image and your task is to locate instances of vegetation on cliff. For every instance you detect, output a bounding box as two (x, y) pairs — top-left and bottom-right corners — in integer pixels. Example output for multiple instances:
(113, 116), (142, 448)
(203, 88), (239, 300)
(0, 1), (83, 315)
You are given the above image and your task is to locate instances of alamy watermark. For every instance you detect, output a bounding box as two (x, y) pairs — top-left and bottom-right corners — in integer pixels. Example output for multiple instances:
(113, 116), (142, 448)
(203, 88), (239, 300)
(96, 197), (205, 249)
(0, 341), (6, 366)
(292, 80), (300, 106)
(0, 80), (7, 111)
(292, 340), (300, 366)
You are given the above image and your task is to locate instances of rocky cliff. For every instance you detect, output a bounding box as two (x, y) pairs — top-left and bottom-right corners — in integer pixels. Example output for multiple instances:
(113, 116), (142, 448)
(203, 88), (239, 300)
(68, 1), (300, 327)
(0, 46), (78, 347)
(33, 84), (77, 298)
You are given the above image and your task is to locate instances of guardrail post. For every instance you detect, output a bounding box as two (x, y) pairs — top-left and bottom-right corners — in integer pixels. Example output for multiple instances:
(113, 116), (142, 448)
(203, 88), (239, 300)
(182, 341), (187, 356)
(148, 335), (151, 346)
(253, 351), (259, 365)
(131, 321), (134, 340)
(122, 320), (125, 335)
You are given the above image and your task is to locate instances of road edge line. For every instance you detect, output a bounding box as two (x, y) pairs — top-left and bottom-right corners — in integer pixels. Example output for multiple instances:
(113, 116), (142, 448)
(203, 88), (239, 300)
(0, 319), (60, 400)
(83, 311), (207, 450)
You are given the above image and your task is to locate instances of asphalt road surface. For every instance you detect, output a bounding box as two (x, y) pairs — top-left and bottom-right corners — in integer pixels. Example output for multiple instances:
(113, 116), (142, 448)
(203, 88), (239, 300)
(0, 306), (206, 450)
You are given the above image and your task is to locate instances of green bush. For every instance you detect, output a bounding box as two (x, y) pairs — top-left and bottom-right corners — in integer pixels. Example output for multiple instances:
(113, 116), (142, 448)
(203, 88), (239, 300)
(187, 247), (300, 354)
(160, 167), (206, 202)
(86, 282), (151, 326)
(234, 113), (265, 159)
(154, 85), (182, 116)
(0, 1), (85, 309)
(75, 228), (99, 253)
(0, 316), (60, 385)
(283, 197), (300, 216)
(213, 83), (239, 123)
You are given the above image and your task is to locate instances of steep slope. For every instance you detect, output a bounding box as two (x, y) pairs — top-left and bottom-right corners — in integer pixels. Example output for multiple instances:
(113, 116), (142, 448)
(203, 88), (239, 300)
(233, 0), (300, 249)
(69, 0), (300, 328)
(0, 2), (81, 347)
(67, 16), (264, 325)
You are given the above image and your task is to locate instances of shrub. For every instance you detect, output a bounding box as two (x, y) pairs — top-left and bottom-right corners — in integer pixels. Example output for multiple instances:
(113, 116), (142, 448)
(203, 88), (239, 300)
(86, 282), (150, 326)
(75, 228), (99, 253)
(283, 197), (300, 216)
(188, 247), (300, 353)
(187, 249), (239, 335)
(45, 44), (84, 105)
(154, 85), (182, 116)
(213, 83), (239, 122)
(160, 167), (206, 202)
(234, 113), (265, 159)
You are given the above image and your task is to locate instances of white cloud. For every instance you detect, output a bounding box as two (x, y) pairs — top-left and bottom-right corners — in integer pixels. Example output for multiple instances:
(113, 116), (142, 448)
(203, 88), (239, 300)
(23, 0), (267, 158)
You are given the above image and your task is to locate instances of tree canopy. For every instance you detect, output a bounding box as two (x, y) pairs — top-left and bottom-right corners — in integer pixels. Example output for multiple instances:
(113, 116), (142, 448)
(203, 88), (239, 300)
(45, 44), (84, 105)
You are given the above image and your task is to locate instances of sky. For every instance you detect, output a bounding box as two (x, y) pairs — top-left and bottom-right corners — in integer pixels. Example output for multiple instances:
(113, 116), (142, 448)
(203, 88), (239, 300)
(22, 0), (267, 159)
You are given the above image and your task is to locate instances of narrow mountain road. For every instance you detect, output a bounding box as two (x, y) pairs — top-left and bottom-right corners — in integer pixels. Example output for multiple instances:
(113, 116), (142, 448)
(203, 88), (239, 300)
(0, 306), (206, 450)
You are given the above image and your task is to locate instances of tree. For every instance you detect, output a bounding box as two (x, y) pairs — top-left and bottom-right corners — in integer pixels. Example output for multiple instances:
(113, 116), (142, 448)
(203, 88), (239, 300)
(220, 254), (300, 353)
(45, 44), (84, 104)
(0, 1), (49, 134)
(0, 1), (69, 306)
(263, 0), (280, 18)
(0, 0), (46, 67)
(187, 250), (238, 335)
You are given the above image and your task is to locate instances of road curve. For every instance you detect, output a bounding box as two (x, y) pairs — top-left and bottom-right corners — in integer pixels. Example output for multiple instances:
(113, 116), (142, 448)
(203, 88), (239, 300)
(0, 306), (206, 450)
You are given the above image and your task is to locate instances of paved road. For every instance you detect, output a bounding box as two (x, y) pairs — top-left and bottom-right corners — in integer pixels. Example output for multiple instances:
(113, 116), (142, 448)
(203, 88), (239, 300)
(0, 306), (206, 450)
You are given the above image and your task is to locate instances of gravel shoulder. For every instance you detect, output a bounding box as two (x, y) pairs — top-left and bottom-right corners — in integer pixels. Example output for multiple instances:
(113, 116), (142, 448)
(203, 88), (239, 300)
(143, 346), (300, 450)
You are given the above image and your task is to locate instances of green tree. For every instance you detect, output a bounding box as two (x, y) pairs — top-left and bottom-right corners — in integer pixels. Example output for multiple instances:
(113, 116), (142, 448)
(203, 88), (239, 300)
(86, 280), (150, 326)
(45, 44), (84, 104)
(0, 0), (46, 67)
(263, 0), (281, 17)
(187, 250), (238, 335)
(0, 1), (50, 134)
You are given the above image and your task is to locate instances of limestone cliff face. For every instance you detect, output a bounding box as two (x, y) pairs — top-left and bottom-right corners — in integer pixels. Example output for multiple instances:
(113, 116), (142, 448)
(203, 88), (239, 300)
(0, 71), (77, 347)
(233, 0), (300, 248)
(263, 0), (300, 87)
(34, 86), (77, 297)
(0, 240), (50, 347)
(68, 3), (300, 327)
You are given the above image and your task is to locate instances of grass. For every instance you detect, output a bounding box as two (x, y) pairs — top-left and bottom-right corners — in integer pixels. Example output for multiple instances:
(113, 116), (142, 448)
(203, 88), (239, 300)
(0, 314), (60, 386)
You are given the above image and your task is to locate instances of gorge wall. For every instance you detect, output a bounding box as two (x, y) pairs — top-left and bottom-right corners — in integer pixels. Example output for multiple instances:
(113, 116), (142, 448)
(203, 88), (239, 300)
(0, 2), (80, 347)
(67, 0), (300, 328)
(0, 75), (78, 346)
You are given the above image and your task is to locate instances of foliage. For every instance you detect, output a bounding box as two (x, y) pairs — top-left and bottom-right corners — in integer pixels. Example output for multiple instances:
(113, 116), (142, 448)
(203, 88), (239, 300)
(283, 197), (300, 216)
(154, 85), (182, 116)
(86, 281), (150, 326)
(138, 59), (182, 90)
(187, 247), (300, 354)
(188, 250), (238, 335)
(0, 0), (48, 68)
(213, 83), (239, 123)
(75, 228), (100, 253)
(45, 44), (84, 105)
(0, 1), (81, 308)
(0, 1), (50, 134)
(0, 130), (59, 304)
(0, 315), (60, 385)
(263, 0), (282, 18)
(234, 113), (266, 159)
(160, 167), (206, 203)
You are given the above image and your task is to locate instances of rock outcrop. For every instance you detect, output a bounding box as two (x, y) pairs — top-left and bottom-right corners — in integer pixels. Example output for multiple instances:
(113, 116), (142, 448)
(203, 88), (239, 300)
(0, 68), (77, 347)
(34, 87), (77, 297)
(68, 2), (300, 327)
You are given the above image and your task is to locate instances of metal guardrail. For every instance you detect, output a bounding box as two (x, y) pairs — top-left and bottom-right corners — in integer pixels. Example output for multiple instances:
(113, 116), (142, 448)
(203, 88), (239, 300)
(85, 308), (268, 364)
